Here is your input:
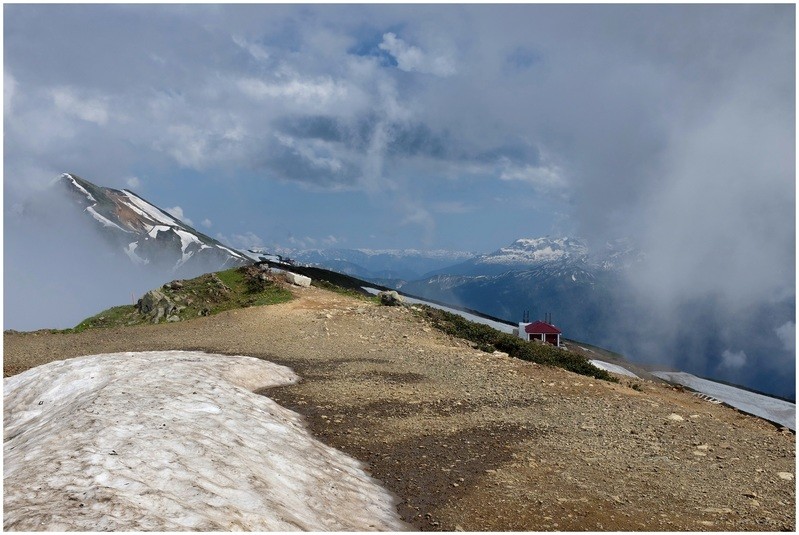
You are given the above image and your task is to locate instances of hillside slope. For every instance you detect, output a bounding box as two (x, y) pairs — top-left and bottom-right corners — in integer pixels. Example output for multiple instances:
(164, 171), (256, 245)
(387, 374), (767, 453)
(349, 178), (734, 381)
(3, 285), (795, 531)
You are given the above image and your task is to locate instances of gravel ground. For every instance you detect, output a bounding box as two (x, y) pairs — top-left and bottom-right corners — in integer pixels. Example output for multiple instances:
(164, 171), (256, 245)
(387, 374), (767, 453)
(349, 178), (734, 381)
(4, 285), (796, 531)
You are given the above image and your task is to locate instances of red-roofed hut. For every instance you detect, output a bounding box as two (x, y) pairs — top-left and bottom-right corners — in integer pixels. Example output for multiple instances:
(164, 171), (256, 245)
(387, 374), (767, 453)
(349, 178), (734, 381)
(518, 321), (562, 347)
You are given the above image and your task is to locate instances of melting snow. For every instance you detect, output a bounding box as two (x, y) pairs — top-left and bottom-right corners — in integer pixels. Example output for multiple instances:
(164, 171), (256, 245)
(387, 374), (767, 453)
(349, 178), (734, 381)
(122, 190), (181, 227)
(172, 229), (210, 269)
(124, 242), (149, 266)
(63, 173), (96, 203)
(85, 206), (129, 232)
(589, 359), (639, 378)
(216, 244), (249, 260)
(3, 351), (409, 531)
(652, 371), (796, 431)
(147, 224), (172, 239)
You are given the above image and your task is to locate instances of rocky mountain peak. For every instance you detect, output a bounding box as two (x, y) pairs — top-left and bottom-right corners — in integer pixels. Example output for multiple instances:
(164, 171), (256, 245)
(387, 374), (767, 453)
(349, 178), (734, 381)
(59, 172), (250, 274)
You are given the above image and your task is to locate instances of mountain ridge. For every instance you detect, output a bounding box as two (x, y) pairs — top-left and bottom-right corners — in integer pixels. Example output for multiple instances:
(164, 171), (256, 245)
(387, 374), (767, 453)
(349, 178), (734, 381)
(60, 173), (250, 273)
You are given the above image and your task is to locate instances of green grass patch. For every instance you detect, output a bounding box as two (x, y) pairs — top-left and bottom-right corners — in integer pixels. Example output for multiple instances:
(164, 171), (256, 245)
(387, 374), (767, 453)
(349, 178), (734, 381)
(60, 305), (141, 333)
(215, 268), (245, 289)
(66, 266), (293, 332)
(417, 306), (617, 382)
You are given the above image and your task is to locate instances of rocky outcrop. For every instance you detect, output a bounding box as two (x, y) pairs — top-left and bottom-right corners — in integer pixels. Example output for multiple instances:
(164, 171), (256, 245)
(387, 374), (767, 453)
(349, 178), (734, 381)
(137, 289), (177, 323)
(377, 290), (404, 306)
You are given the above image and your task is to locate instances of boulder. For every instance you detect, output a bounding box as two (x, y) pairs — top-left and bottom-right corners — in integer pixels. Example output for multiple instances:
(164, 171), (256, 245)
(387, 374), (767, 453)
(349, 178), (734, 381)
(137, 289), (177, 323)
(377, 290), (404, 306)
(284, 272), (312, 287)
(209, 273), (231, 292)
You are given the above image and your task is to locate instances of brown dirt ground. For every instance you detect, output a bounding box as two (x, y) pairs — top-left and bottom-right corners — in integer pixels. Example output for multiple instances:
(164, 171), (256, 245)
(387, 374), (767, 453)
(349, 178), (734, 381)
(4, 284), (796, 531)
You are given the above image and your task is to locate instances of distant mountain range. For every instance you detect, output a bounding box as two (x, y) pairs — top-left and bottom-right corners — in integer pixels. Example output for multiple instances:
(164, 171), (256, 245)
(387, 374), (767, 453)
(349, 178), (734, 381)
(60, 173), (250, 275)
(59, 172), (633, 340)
(267, 237), (643, 347)
(54, 173), (793, 400)
(266, 247), (477, 283)
(396, 237), (641, 341)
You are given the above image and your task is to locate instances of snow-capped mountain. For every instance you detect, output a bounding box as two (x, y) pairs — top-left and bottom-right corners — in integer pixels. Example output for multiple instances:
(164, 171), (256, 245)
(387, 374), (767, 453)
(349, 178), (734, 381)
(60, 173), (250, 273)
(423, 237), (642, 278)
(397, 236), (640, 343)
(476, 237), (589, 266)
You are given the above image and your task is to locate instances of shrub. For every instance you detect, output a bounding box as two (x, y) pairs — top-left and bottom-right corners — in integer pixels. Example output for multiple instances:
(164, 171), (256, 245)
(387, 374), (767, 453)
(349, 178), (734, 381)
(419, 306), (617, 382)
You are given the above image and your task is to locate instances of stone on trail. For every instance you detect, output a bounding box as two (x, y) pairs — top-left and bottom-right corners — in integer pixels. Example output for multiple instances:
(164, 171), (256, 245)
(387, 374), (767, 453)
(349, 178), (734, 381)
(284, 271), (312, 287)
(377, 290), (404, 306)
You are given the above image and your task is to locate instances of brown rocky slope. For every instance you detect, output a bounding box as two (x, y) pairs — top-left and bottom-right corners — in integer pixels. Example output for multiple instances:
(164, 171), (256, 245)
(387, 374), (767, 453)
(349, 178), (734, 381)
(3, 283), (795, 531)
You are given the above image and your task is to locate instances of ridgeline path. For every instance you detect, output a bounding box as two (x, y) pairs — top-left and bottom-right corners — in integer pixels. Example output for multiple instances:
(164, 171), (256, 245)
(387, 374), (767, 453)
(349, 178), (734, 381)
(4, 284), (795, 531)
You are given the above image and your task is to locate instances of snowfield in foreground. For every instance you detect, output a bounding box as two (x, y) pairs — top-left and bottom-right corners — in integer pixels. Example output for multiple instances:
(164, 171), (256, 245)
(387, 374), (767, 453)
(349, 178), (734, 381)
(3, 351), (408, 531)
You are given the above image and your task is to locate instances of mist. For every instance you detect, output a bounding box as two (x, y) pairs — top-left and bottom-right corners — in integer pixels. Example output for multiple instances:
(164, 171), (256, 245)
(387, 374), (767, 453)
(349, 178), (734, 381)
(3, 181), (226, 332)
(589, 18), (795, 399)
(6, 185), (140, 330)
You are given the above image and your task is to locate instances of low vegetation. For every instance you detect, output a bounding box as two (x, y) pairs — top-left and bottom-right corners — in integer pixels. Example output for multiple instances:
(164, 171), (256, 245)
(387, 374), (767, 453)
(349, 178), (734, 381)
(64, 266), (293, 333)
(416, 306), (617, 382)
(311, 279), (377, 302)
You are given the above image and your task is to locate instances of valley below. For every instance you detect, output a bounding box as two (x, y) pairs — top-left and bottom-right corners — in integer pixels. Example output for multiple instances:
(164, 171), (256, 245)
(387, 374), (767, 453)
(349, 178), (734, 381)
(4, 283), (796, 531)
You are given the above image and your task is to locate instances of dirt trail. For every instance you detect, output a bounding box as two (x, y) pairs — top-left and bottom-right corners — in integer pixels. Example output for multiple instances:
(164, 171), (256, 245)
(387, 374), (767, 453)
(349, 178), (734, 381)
(4, 285), (795, 531)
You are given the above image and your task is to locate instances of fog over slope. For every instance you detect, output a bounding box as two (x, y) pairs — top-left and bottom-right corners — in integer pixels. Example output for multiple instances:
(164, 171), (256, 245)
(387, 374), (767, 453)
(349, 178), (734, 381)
(4, 181), (246, 331)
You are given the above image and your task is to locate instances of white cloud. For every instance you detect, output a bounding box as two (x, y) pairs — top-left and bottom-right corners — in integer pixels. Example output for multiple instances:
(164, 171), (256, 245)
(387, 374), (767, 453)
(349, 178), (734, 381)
(165, 206), (193, 226)
(775, 321), (795, 352)
(287, 236), (324, 249)
(321, 235), (340, 246)
(237, 76), (348, 105)
(275, 133), (344, 173)
(230, 231), (264, 250)
(125, 176), (141, 189)
(51, 87), (109, 125)
(232, 35), (270, 62)
(499, 159), (567, 192)
(201, 218), (212, 229)
(5, 72), (18, 115)
(720, 349), (747, 370)
(379, 33), (456, 76)
(157, 125), (210, 170)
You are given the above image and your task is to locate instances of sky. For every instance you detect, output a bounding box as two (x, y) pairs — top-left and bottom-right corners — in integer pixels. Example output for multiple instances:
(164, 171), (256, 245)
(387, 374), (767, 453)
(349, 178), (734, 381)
(5, 3), (791, 253)
(3, 3), (796, 394)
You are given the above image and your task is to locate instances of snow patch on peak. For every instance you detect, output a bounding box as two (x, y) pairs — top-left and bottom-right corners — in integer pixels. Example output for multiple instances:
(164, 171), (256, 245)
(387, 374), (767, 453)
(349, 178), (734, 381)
(147, 225), (171, 239)
(122, 190), (181, 227)
(85, 206), (129, 233)
(479, 237), (588, 265)
(62, 173), (97, 203)
(124, 242), (149, 266)
(172, 229), (210, 269)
